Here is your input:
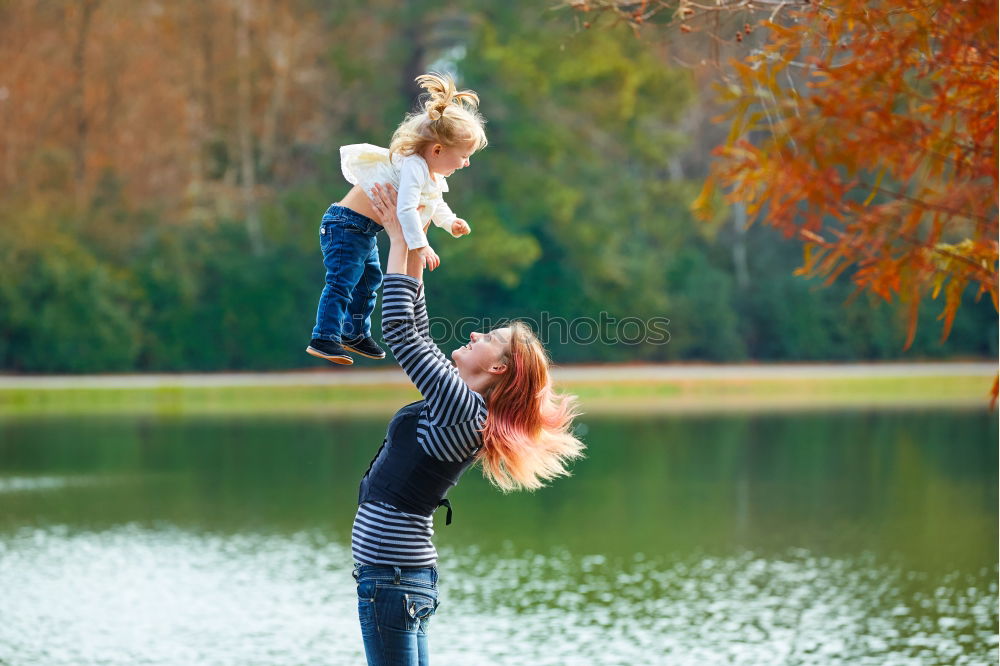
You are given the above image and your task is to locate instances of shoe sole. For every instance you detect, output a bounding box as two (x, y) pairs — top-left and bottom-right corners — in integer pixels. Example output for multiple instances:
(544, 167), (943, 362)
(341, 342), (386, 360)
(305, 346), (354, 365)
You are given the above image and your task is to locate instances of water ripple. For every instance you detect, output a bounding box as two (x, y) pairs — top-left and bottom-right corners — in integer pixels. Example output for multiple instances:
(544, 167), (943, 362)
(438, 546), (998, 665)
(0, 476), (91, 494)
(0, 527), (995, 665)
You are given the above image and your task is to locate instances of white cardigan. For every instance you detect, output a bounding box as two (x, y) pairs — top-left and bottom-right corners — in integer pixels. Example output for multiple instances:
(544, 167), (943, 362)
(340, 144), (460, 250)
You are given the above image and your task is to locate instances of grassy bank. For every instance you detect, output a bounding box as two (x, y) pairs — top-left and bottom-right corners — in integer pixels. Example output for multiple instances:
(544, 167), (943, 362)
(567, 374), (994, 412)
(0, 370), (993, 416)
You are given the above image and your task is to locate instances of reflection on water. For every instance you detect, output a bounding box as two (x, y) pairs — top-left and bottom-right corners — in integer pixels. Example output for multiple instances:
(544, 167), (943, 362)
(0, 475), (137, 494)
(0, 526), (995, 665)
(0, 408), (996, 664)
(0, 476), (79, 493)
(440, 546), (997, 665)
(0, 527), (357, 666)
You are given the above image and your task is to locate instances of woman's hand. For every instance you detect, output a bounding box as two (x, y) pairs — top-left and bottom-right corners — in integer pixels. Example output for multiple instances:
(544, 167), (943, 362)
(370, 184), (403, 242)
(372, 183), (421, 280)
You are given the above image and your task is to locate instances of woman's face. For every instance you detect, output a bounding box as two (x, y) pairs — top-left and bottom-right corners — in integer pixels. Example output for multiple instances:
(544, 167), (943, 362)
(452, 327), (511, 377)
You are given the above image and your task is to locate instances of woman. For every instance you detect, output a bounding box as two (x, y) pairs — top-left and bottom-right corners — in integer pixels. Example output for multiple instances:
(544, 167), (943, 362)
(351, 183), (585, 666)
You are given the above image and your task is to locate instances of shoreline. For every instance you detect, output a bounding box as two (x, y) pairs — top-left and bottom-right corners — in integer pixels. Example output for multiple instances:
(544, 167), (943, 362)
(0, 361), (995, 389)
(0, 362), (995, 415)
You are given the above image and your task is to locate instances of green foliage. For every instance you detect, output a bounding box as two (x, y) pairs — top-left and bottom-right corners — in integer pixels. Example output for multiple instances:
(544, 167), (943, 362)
(0, 1), (994, 372)
(728, 224), (999, 361)
(423, 17), (701, 362)
(664, 246), (747, 361)
(0, 216), (140, 372)
(131, 221), (320, 371)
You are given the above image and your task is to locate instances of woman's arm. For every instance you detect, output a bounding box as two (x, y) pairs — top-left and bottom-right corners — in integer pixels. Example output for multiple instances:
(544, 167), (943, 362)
(370, 184), (484, 427)
(374, 183), (422, 281)
(376, 182), (443, 364)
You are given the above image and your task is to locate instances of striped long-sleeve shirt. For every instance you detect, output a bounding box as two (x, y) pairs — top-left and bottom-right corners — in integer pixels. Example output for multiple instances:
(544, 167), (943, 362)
(351, 274), (487, 567)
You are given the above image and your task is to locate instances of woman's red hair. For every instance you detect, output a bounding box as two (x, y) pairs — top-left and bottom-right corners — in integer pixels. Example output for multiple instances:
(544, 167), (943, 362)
(478, 322), (585, 492)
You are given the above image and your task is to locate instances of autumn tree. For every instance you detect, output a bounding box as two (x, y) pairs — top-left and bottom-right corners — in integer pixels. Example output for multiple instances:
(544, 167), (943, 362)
(0, 0), (994, 372)
(0, 0), (333, 245)
(569, 1), (998, 344)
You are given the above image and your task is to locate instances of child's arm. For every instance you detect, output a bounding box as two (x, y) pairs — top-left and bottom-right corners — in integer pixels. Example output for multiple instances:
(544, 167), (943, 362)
(396, 157), (432, 250)
(431, 200), (470, 237)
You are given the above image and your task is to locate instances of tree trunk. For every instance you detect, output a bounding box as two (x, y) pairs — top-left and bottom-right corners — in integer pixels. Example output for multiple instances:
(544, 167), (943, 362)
(201, 1), (216, 129)
(399, 23), (426, 106)
(259, 25), (290, 180)
(732, 201), (750, 290)
(72, 0), (98, 205)
(185, 0), (216, 194)
(236, 0), (263, 254)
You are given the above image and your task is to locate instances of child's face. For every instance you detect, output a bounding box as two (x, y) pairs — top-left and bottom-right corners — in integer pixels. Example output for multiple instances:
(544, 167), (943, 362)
(424, 141), (475, 177)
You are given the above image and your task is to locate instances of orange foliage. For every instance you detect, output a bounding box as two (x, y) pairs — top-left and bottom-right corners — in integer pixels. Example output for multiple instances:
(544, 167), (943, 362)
(695, 0), (998, 349)
(0, 0), (330, 221)
(566, 0), (997, 357)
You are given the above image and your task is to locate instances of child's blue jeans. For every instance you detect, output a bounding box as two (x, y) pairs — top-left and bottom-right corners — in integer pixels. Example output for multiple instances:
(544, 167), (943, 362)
(311, 205), (383, 342)
(354, 563), (439, 666)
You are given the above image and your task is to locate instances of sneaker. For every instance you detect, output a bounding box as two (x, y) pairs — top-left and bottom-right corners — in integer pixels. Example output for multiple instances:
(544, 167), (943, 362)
(306, 339), (354, 365)
(342, 335), (387, 360)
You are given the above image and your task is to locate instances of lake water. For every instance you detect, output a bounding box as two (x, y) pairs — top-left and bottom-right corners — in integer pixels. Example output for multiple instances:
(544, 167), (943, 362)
(0, 408), (996, 665)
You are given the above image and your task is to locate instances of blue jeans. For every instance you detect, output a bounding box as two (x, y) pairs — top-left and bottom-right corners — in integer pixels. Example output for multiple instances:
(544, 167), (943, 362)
(354, 563), (440, 666)
(311, 205), (383, 342)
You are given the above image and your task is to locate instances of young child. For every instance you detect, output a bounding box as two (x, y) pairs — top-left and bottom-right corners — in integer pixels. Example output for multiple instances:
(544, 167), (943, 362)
(306, 73), (488, 365)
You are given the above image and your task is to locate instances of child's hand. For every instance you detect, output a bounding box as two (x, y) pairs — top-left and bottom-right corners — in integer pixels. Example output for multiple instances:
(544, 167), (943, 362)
(451, 219), (471, 237)
(417, 245), (440, 271)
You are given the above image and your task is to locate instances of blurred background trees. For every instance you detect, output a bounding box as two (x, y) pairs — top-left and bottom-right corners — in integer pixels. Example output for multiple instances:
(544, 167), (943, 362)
(0, 0), (995, 372)
(567, 0), (999, 358)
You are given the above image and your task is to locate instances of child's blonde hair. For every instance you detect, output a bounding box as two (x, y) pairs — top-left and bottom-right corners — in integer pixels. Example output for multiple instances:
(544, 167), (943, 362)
(389, 73), (488, 160)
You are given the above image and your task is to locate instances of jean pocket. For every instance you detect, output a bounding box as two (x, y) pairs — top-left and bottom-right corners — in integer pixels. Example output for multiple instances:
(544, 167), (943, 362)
(404, 592), (437, 619)
(403, 591), (437, 632)
(376, 586), (437, 632)
(357, 580), (377, 632)
(357, 580), (376, 602)
(319, 224), (335, 251)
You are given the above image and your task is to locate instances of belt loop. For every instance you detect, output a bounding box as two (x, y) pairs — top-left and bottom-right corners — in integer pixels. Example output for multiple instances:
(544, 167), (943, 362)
(431, 566), (438, 586)
(438, 498), (453, 526)
(393, 566), (402, 585)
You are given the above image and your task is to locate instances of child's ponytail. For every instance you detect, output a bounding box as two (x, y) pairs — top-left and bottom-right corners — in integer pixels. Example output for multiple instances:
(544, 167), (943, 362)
(416, 72), (481, 121)
(390, 72), (487, 159)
